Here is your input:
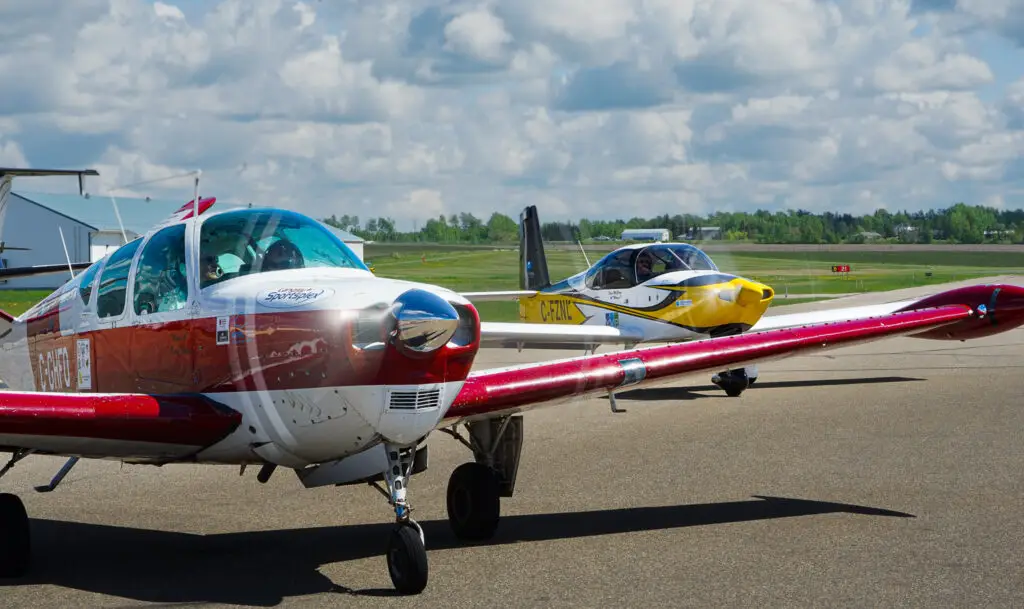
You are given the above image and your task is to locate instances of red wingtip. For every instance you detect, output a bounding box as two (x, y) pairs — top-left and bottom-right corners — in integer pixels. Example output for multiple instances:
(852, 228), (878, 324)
(899, 283), (1024, 340)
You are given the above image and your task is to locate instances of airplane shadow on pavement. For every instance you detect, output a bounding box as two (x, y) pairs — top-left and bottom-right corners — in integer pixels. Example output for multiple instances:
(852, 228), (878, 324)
(0, 495), (914, 606)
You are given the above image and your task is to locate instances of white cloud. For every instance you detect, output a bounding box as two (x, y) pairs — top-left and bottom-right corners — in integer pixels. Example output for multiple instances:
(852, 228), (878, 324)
(443, 9), (512, 62)
(872, 41), (994, 91)
(0, 0), (1022, 224)
(153, 2), (185, 21)
(0, 139), (28, 167)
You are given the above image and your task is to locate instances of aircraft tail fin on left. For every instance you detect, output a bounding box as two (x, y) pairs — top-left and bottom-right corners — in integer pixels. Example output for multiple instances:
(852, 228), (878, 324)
(519, 205), (550, 290)
(0, 168), (99, 250)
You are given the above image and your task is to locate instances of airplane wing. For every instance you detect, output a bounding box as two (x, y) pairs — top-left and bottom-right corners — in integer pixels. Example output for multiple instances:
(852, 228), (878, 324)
(479, 321), (643, 349)
(0, 392), (242, 462)
(443, 301), (991, 423)
(749, 299), (921, 333)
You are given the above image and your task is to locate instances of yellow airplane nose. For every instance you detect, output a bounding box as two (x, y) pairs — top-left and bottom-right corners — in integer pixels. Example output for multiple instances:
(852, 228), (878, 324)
(735, 280), (774, 308)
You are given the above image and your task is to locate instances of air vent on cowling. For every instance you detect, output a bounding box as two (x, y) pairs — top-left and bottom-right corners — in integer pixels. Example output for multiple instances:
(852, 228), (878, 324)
(388, 388), (442, 411)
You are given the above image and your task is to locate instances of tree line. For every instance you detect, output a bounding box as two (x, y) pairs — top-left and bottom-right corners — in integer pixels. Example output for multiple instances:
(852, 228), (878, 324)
(323, 203), (1024, 245)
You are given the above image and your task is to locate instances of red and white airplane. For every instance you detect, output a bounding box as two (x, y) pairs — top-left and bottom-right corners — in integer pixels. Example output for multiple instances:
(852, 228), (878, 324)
(1, 168), (1023, 594)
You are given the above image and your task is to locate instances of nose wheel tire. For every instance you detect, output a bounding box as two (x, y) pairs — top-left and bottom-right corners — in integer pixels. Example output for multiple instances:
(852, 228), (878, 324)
(446, 462), (501, 541)
(0, 493), (30, 579)
(386, 523), (428, 595)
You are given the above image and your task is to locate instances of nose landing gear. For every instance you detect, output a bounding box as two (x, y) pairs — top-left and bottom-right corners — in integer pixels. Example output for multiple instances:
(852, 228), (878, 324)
(379, 443), (428, 595)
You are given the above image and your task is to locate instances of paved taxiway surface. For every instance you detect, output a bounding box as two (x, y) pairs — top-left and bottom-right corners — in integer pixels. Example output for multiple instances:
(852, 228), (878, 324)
(2, 277), (1023, 608)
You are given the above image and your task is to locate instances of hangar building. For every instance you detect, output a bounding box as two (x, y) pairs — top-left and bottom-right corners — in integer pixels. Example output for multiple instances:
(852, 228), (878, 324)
(1, 191), (364, 290)
(620, 228), (670, 242)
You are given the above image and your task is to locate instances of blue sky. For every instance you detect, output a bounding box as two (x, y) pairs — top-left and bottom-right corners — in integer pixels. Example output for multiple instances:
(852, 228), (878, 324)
(0, 0), (1022, 230)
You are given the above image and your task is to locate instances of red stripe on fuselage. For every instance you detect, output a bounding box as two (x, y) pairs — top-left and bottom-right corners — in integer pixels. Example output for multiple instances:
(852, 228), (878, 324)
(25, 309), (479, 394)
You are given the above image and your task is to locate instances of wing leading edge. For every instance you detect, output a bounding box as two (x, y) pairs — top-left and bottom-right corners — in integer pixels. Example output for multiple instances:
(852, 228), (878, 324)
(445, 302), (987, 422)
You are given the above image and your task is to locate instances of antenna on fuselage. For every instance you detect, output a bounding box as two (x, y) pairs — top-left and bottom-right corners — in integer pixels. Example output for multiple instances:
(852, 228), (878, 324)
(192, 169), (201, 219)
(572, 227), (591, 267)
(58, 226), (75, 279)
(108, 195), (128, 244)
(102, 169), (203, 244)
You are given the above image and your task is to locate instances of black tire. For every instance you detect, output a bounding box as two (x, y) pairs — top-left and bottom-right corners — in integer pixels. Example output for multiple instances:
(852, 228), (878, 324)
(386, 524), (428, 595)
(0, 493), (30, 579)
(446, 462), (500, 541)
(722, 381), (746, 397)
(713, 369), (750, 397)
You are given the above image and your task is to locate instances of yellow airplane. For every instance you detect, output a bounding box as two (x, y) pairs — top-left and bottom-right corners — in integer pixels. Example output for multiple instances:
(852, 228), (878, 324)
(467, 206), (774, 339)
(461, 206), (776, 395)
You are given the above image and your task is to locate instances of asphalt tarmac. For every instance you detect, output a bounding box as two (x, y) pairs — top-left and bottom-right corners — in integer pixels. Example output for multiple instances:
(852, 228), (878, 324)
(1, 277), (1023, 608)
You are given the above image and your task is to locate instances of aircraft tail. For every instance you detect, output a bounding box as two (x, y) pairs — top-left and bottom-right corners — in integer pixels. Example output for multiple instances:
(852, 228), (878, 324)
(519, 205), (550, 290)
(0, 168), (99, 250)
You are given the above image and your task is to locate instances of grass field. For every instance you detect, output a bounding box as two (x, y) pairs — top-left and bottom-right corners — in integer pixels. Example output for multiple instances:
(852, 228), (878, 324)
(0, 290), (48, 317)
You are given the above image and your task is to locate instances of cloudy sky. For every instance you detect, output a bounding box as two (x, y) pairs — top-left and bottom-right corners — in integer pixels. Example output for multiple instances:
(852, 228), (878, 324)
(1, 0), (1023, 229)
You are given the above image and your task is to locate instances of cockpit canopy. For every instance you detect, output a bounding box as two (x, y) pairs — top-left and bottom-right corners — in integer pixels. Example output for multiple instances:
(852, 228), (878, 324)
(584, 243), (718, 290)
(199, 208), (368, 288)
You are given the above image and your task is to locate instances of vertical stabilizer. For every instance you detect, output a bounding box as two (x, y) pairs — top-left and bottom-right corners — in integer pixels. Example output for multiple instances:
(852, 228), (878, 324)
(519, 205), (550, 290)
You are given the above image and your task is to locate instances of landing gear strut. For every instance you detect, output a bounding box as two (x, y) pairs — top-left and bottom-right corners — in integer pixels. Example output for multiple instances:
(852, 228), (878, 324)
(379, 443), (428, 595)
(441, 416), (524, 542)
(712, 365), (758, 397)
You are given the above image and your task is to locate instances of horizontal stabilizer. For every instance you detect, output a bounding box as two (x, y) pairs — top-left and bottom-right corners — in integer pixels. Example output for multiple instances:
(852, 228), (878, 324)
(0, 262), (92, 280)
(0, 168), (98, 196)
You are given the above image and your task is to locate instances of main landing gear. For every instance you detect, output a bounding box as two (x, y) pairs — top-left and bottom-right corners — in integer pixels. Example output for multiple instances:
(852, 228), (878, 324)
(440, 415), (524, 542)
(712, 365), (758, 397)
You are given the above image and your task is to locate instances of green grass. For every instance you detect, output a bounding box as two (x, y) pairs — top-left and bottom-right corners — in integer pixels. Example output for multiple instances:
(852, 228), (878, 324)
(0, 290), (50, 316)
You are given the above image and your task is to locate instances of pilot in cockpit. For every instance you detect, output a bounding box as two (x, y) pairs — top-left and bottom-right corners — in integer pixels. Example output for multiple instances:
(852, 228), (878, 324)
(636, 250), (654, 283)
(263, 238), (305, 271)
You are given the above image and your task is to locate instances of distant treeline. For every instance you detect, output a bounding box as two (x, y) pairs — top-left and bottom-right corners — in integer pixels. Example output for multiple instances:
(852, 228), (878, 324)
(323, 203), (1024, 245)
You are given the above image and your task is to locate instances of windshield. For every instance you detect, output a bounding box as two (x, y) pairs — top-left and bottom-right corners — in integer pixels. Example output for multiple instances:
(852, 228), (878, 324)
(643, 244), (718, 272)
(198, 208), (367, 288)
